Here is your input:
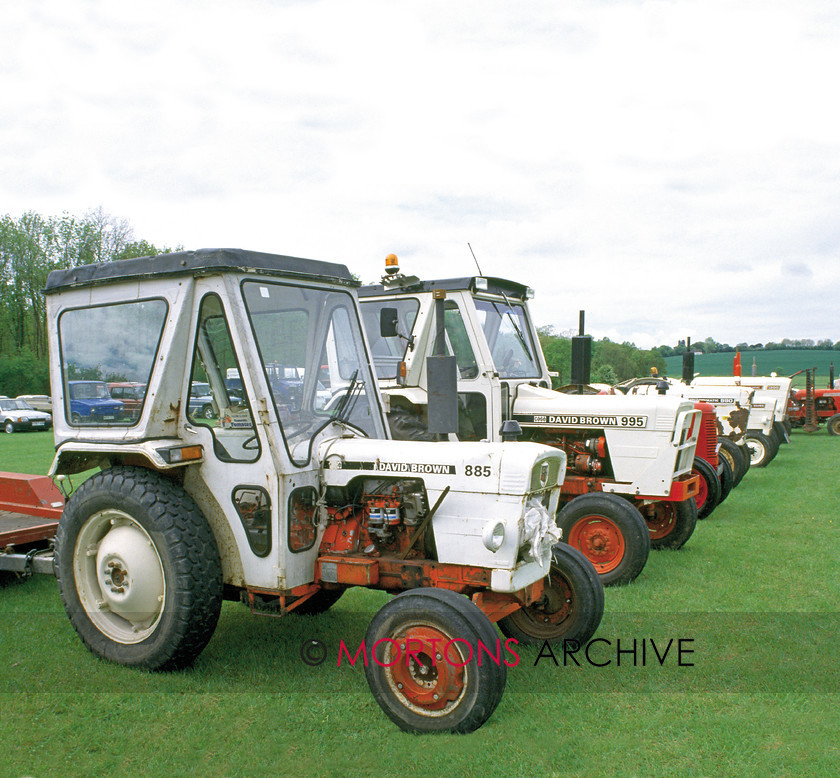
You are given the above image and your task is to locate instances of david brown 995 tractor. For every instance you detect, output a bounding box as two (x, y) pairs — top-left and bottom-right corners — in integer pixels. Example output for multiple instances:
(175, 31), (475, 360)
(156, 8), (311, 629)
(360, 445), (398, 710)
(41, 248), (604, 734)
(358, 257), (701, 587)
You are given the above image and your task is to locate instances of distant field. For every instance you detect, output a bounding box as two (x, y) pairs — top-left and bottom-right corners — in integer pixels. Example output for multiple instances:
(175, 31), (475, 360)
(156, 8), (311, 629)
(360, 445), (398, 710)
(664, 349), (840, 388)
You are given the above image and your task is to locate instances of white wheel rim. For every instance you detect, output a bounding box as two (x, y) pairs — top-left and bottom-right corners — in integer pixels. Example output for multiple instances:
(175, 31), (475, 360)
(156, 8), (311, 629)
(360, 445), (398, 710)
(73, 509), (166, 644)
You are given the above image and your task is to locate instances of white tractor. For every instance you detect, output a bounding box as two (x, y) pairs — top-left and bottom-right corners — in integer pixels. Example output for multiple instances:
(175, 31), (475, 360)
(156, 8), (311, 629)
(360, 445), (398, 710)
(358, 257), (701, 587)
(691, 375), (793, 453)
(44, 248), (604, 734)
(620, 376), (779, 468)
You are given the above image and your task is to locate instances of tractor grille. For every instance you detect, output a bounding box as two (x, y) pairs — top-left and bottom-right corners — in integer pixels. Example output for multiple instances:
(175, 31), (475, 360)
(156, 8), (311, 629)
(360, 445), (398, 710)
(700, 411), (718, 463)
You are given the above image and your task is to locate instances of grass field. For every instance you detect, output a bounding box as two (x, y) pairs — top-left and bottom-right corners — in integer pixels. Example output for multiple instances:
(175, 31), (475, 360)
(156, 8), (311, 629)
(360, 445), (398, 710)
(664, 349), (840, 388)
(1, 430), (839, 776)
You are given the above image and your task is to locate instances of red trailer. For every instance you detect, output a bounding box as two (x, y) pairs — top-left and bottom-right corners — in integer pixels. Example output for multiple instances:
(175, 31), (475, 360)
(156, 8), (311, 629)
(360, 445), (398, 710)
(0, 473), (64, 578)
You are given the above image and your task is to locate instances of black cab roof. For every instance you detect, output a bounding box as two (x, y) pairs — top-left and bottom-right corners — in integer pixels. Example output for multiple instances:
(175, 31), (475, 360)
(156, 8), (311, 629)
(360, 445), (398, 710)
(44, 248), (356, 293)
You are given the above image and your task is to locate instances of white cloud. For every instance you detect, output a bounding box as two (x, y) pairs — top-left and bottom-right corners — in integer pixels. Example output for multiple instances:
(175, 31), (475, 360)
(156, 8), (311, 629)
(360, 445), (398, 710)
(1, 0), (839, 349)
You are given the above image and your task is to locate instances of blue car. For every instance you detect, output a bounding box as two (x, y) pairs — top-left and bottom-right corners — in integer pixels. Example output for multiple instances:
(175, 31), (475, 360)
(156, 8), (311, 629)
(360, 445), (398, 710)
(68, 380), (124, 424)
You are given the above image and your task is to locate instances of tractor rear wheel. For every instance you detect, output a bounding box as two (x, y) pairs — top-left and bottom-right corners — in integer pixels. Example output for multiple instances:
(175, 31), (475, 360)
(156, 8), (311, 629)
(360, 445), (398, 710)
(826, 413), (840, 436)
(692, 457), (722, 520)
(642, 498), (697, 550)
(364, 588), (506, 734)
(745, 432), (778, 467)
(498, 543), (604, 648)
(556, 493), (650, 586)
(55, 466), (223, 671)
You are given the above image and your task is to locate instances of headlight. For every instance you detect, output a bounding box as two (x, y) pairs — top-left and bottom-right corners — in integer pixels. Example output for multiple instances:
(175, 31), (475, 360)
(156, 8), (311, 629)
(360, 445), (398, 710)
(482, 520), (506, 552)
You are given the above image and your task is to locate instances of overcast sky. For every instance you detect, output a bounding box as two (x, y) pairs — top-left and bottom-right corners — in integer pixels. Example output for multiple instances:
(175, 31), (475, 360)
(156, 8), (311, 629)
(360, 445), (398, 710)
(2, 0), (838, 348)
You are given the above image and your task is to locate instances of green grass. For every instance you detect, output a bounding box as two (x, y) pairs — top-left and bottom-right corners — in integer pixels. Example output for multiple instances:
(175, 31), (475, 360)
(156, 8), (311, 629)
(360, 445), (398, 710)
(2, 431), (839, 776)
(664, 349), (840, 388)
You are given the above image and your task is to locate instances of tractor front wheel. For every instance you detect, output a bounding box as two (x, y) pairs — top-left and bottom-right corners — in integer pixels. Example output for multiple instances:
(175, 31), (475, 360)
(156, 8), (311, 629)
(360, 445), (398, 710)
(745, 432), (778, 467)
(498, 543), (604, 647)
(719, 437), (749, 486)
(556, 493), (650, 586)
(364, 588), (506, 734)
(692, 457), (722, 520)
(642, 498), (697, 550)
(826, 413), (840, 436)
(717, 456), (734, 505)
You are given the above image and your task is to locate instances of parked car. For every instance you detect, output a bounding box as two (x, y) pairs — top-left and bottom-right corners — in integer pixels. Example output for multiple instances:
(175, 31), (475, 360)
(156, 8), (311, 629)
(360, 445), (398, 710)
(108, 382), (146, 421)
(16, 394), (53, 413)
(67, 380), (124, 424)
(0, 398), (53, 433)
(188, 382), (217, 420)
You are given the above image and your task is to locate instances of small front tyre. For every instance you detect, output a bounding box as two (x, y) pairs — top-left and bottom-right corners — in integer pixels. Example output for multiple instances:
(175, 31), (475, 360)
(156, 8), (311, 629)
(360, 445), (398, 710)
(364, 588), (506, 734)
(55, 466), (223, 671)
(744, 432), (777, 467)
(692, 457), (722, 520)
(498, 543), (604, 647)
(826, 413), (840, 437)
(641, 498), (698, 550)
(556, 492), (650, 586)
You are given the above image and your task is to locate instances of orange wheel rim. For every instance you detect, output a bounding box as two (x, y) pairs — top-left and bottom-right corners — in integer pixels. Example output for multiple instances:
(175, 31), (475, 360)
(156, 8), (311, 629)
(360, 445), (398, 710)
(385, 625), (465, 711)
(567, 516), (625, 573)
(646, 503), (676, 540)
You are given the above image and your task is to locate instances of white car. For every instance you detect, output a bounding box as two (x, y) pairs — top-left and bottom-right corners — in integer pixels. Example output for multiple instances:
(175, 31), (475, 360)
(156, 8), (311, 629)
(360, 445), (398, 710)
(1, 398), (53, 433)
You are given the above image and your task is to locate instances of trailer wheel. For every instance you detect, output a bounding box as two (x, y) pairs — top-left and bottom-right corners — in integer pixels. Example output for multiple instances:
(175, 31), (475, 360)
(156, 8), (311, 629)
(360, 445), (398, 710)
(692, 457), (721, 520)
(826, 413), (840, 436)
(642, 498), (697, 550)
(717, 456), (734, 505)
(719, 438), (748, 486)
(55, 466), (223, 671)
(556, 493), (650, 586)
(744, 432), (777, 467)
(364, 588), (506, 734)
(498, 543), (604, 647)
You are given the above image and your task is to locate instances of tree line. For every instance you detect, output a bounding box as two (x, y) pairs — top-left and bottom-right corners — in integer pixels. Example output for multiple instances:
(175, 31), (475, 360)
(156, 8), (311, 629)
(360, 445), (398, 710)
(2, 208), (832, 396)
(658, 336), (839, 356)
(537, 326), (666, 387)
(0, 209), (176, 395)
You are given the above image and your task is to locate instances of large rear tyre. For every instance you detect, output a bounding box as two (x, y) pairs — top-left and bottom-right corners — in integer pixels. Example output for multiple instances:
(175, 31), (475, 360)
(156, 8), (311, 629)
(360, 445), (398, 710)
(641, 498), (697, 550)
(826, 413), (840, 436)
(497, 543), (604, 647)
(556, 493), (650, 586)
(387, 406), (436, 442)
(55, 466), (223, 671)
(692, 457), (721, 520)
(364, 588), (506, 734)
(744, 432), (778, 467)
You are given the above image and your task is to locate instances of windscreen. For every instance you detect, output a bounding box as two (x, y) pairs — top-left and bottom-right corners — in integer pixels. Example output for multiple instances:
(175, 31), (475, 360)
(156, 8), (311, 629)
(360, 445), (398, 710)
(473, 297), (541, 378)
(242, 281), (386, 464)
(360, 298), (420, 379)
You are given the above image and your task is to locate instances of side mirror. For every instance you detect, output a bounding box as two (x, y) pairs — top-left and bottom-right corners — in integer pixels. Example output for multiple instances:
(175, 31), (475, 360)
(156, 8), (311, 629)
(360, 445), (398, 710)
(379, 307), (399, 338)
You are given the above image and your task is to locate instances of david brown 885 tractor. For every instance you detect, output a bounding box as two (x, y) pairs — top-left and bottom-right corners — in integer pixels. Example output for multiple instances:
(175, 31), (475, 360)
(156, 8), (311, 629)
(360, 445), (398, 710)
(42, 248), (604, 734)
(358, 257), (701, 587)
